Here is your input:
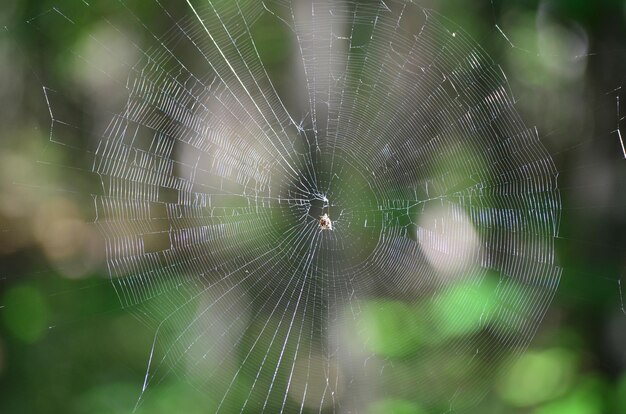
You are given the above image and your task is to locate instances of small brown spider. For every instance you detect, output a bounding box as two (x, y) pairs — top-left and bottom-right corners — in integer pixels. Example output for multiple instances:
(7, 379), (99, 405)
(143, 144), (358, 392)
(319, 213), (333, 230)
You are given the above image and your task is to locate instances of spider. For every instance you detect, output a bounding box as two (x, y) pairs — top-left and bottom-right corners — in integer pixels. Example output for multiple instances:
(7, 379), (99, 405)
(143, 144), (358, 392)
(319, 213), (333, 230)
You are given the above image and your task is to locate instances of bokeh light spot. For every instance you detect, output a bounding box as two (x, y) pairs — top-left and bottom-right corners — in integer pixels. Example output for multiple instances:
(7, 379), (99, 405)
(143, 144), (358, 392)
(357, 300), (424, 358)
(432, 278), (497, 339)
(534, 377), (604, 414)
(497, 348), (578, 407)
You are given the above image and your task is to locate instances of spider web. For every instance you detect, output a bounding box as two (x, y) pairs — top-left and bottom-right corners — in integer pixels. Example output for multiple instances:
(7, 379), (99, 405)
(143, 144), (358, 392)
(37, 0), (561, 412)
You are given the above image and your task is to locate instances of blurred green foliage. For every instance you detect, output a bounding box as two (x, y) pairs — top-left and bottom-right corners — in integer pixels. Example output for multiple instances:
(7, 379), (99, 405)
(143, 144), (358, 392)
(0, 0), (625, 413)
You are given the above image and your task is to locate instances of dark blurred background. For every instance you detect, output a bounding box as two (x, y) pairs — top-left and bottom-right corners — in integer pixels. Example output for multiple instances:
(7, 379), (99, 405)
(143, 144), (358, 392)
(0, 0), (625, 413)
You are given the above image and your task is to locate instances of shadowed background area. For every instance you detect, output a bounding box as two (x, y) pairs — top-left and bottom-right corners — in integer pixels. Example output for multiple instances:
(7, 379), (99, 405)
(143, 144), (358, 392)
(0, 0), (625, 413)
